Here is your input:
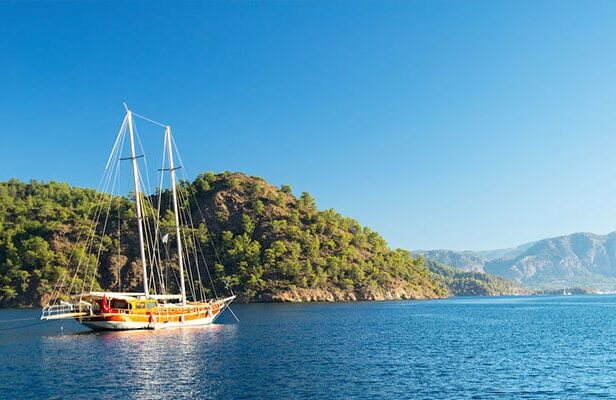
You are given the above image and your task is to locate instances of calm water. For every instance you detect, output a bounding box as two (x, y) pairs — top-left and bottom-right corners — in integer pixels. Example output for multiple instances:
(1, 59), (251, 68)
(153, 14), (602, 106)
(2, 296), (616, 399)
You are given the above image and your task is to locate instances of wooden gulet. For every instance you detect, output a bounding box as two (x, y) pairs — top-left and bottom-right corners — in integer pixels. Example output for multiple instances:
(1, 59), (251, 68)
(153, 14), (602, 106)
(41, 106), (236, 330)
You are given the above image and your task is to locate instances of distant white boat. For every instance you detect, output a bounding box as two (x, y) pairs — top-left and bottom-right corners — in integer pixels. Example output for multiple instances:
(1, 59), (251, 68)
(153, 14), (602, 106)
(562, 288), (572, 296)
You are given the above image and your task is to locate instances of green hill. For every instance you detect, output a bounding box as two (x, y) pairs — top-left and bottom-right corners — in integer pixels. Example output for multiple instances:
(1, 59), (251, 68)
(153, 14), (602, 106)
(0, 173), (452, 306)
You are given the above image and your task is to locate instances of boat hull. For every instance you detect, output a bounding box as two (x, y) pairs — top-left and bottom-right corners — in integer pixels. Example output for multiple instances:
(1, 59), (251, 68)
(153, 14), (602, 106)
(73, 297), (235, 331)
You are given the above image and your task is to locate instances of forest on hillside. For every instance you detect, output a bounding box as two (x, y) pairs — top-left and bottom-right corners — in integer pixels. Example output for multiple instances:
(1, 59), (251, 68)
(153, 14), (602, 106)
(0, 173), (522, 307)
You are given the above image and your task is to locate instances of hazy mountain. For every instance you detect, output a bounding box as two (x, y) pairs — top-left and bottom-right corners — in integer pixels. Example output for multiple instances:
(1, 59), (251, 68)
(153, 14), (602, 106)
(416, 250), (487, 272)
(419, 232), (616, 290)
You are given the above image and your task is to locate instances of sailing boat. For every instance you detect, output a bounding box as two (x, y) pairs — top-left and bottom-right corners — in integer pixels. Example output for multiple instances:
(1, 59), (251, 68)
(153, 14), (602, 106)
(40, 106), (235, 330)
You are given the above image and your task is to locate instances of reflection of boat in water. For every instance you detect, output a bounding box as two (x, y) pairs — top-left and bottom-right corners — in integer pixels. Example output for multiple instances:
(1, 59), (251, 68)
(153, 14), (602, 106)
(41, 106), (235, 330)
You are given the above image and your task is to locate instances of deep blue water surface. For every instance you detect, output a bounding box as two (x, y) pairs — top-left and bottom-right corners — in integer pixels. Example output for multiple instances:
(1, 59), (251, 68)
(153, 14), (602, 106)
(2, 296), (616, 399)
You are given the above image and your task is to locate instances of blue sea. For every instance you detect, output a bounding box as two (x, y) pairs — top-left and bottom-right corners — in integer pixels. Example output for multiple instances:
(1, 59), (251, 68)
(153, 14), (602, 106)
(2, 295), (616, 399)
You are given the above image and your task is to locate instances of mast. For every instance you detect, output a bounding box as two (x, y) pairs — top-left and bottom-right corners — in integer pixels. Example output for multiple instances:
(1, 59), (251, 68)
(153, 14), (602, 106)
(165, 126), (187, 306)
(125, 106), (150, 298)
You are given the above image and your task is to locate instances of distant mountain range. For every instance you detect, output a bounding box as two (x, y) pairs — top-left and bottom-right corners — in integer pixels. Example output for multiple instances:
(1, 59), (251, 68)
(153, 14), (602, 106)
(418, 232), (616, 290)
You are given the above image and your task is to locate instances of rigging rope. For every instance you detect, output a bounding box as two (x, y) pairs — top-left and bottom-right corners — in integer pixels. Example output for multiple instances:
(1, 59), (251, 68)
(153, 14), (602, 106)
(47, 109), (234, 310)
(74, 120), (127, 302)
(132, 111), (168, 128)
(171, 135), (223, 299)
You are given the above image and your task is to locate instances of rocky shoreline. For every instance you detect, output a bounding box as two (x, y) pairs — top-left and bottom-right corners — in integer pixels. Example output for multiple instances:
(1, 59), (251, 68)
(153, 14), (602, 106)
(236, 284), (446, 303)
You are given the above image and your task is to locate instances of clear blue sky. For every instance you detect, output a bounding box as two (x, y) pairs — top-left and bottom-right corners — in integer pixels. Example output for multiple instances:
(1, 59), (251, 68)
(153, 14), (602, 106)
(2, 1), (616, 251)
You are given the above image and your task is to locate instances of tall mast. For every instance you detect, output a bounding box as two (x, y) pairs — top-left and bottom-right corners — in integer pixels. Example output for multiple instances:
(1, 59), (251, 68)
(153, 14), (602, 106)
(126, 106), (149, 297)
(165, 126), (187, 306)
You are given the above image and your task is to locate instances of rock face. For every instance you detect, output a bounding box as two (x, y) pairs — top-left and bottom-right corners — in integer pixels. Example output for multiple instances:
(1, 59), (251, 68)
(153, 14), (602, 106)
(419, 232), (616, 290)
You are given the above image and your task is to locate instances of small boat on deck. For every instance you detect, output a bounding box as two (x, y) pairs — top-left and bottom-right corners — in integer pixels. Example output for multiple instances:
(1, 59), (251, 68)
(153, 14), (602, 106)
(41, 106), (235, 330)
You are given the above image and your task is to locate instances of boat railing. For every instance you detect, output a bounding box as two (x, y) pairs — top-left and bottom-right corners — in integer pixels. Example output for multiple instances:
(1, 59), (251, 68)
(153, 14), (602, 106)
(40, 301), (89, 320)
